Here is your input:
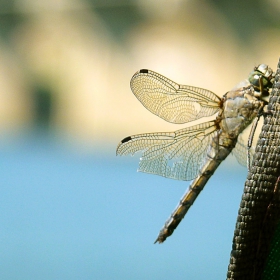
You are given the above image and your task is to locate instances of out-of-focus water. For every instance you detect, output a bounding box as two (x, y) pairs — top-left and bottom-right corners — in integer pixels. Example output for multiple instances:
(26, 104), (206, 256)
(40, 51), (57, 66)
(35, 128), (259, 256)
(0, 132), (247, 280)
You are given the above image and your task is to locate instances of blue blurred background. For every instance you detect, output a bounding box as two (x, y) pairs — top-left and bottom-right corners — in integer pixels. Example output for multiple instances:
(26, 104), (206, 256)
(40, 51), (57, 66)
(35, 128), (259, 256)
(0, 0), (279, 279)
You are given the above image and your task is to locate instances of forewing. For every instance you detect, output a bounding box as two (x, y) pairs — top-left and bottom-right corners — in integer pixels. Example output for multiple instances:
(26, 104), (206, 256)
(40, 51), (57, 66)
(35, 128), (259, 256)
(130, 69), (221, 124)
(116, 121), (217, 181)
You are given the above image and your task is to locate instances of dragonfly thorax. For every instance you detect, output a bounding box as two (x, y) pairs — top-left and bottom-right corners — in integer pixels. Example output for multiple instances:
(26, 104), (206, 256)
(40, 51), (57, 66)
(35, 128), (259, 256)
(220, 86), (264, 139)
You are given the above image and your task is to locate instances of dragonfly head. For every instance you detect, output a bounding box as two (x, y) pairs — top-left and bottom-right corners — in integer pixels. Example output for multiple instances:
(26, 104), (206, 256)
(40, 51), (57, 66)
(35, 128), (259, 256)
(248, 64), (275, 97)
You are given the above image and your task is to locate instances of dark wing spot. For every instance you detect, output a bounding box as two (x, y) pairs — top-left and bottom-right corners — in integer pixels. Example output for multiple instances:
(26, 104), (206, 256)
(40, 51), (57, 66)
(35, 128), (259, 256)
(139, 69), (149, 73)
(121, 136), (132, 143)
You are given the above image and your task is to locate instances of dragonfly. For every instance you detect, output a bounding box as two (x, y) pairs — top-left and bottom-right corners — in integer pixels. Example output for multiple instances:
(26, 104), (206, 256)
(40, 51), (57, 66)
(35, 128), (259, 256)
(116, 64), (275, 243)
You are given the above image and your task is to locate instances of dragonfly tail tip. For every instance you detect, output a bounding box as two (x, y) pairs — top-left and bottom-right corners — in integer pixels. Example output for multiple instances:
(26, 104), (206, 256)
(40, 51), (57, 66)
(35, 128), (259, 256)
(154, 236), (164, 244)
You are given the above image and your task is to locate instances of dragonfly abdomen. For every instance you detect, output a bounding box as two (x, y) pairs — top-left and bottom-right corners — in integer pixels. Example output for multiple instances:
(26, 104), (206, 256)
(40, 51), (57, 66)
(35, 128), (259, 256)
(155, 134), (235, 243)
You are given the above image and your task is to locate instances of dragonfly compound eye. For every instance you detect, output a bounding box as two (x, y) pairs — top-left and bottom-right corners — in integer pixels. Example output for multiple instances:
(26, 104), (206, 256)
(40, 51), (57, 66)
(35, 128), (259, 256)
(248, 64), (275, 93)
(257, 64), (274, 80)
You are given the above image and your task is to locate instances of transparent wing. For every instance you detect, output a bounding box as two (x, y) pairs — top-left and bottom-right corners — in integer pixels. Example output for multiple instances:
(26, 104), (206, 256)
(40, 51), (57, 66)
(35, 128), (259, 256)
(232, 134), (254, 168)
(116, 121), (218, 181)
(130, 69), (222, 124)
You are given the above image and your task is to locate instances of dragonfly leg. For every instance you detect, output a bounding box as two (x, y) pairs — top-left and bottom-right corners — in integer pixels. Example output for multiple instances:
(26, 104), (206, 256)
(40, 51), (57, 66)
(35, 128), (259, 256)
(258, 75), (264, 94)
